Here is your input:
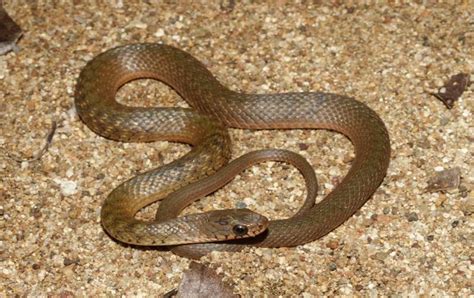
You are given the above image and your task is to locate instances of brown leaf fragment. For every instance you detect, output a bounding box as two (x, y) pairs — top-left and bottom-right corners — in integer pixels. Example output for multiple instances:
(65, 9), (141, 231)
(431, 73), (470, 109)
(426, 167), (461, 192)
(0, 5), (22, 55)
(171, 262), (239, 298)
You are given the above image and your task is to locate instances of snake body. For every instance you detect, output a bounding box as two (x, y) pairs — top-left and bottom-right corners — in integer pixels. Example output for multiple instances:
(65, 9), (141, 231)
(75, 43), (390, 258)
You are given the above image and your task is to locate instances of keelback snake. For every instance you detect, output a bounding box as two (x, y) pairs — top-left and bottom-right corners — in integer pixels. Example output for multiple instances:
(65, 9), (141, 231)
(75, 43), (390, 258)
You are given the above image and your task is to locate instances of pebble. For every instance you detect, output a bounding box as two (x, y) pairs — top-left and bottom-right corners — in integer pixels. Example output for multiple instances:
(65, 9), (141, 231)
(53, 178), (78, 196)
(406, 212), (419, 222)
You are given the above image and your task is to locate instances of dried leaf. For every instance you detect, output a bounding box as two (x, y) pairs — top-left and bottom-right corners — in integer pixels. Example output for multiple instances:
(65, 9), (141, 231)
(0, 5), (22, 55)
(171, 262), (239, 298)
(426, 167), (461, 192)
(431, 73), (470, 109)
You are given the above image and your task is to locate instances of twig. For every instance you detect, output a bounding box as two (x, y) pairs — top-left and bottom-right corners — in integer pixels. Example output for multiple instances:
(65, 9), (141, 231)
(3, 121), (57, 162)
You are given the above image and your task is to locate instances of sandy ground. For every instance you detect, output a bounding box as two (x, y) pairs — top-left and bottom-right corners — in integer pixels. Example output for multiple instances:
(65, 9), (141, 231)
(1, 2), (472, 296)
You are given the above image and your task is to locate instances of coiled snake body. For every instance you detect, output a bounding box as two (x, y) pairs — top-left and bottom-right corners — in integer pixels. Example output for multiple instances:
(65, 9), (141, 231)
(75, 43), (390, 259)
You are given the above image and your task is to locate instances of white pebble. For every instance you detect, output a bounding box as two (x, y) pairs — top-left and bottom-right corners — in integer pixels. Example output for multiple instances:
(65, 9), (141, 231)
(54, 178), (78, 196)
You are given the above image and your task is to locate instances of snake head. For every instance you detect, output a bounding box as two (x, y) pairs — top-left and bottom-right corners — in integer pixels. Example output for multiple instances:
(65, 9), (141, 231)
(205, 208), (269, 241)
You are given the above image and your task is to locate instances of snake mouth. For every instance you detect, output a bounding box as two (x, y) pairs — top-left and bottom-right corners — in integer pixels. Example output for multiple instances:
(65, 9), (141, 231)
(248, 222), (269, 237)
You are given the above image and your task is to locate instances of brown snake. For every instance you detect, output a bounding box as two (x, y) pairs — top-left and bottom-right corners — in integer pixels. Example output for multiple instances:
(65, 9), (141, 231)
(75, 43), (390, 259)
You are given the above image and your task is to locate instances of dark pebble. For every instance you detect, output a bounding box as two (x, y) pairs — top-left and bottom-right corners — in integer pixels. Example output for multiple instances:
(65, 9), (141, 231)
(298, 143), (309, 150)
(235, 202), (247, 209)
(391, 207), (399, 215)
(64, 257), (79, 266)
(406, 212), (419, 222)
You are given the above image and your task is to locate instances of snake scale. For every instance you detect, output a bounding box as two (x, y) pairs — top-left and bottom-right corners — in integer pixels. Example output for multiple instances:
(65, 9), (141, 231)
(75, 43), (390, 259)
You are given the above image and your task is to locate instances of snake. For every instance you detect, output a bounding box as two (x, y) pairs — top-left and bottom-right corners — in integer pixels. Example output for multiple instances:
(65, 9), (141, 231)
(75, 43), (390, 259)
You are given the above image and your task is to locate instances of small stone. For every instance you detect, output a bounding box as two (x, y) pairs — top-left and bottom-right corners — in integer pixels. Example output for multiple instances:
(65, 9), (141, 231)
(460, 194), (474, 216)
(435, 194), (448, 207)
(63, 257), (79, 266)
(391, 207), (399, 215)
(128, 20), (147, 29)
(235, 201), (247, 209)
(54, 178), (78, 196)
(426, 167), (461, 192)
(328, 263), (337, 271)
(326, 240), (339, 250)
(154, 28), (165, 37)
(375, 215), (392, 224)
(373, 251), (389, 261)
(30, 206), (42, 219)
(363, 217), (375, 227)
(406, 212), (419, 222)
(298, 143), (309, 150)
(243, 197), (256, 205)
(342, 153), (354, 163)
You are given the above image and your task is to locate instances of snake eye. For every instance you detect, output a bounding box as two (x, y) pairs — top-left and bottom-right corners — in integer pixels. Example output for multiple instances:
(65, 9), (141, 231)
(232, 224), (248, 236)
